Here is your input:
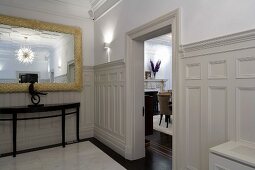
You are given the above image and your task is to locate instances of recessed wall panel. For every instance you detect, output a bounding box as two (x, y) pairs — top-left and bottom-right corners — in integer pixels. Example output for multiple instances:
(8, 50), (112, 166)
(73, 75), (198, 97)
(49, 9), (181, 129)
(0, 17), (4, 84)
(94, 62), (126, 155)
(208, 87), (228, 147)
(186, 63), (201, 80)
(236, 56), (255, 79)
(208, 60), (227, 79)
(186, 87), (201, 170)
(237, 88), (255, 143)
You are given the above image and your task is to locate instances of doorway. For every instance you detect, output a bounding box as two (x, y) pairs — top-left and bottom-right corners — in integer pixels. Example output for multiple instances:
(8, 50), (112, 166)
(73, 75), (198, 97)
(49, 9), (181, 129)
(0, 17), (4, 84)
(144, 33), (173, 168)
(125, 9), (180, 170)
(144, 33), (173, 135)
(67, 60), (75, 82)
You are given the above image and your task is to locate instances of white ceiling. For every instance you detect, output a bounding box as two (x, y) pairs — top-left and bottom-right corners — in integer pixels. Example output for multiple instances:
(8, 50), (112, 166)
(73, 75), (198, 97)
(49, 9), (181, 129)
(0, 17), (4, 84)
(0, 24), (71, 46)
(45, 0), (91, 8)
(0, 0), (121, 20)
(146, 34), (172, 46)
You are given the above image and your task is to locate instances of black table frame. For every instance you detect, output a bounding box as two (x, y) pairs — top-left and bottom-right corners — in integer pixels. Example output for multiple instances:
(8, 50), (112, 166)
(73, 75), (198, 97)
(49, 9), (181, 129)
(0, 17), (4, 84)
(0, 103), (80, 157)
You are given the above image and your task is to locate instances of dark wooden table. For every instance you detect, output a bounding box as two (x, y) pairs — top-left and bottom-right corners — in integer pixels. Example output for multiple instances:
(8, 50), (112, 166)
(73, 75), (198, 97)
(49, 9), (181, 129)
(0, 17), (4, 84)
(0, 103), (80, 157)
(145, 95), (153, 136)
(144, 91), (158, 115)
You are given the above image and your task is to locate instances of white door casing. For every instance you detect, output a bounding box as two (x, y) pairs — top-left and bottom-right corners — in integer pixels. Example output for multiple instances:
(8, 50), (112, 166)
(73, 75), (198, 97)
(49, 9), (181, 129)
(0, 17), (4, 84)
(125, 9), (180, 170)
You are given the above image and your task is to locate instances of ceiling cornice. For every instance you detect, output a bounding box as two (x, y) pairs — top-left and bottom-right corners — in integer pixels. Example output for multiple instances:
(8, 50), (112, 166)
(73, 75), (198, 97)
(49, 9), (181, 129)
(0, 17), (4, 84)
(90, 0), (121, 20)
(0, 0), (121, 21)
(90, 0), (107, 11)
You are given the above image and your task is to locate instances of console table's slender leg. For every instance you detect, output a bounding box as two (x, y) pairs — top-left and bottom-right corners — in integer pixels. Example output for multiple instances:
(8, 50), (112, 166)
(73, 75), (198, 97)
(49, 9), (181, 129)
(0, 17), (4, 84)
(13, 113), (17, 157)
(62, 109), (65, 148)
(76, 107), (80, 142)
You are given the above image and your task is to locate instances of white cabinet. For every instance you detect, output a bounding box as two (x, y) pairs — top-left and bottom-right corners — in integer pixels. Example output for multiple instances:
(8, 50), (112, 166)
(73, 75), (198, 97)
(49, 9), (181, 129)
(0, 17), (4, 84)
(210, 153), (254, 170)
(209, 141), (255, 170)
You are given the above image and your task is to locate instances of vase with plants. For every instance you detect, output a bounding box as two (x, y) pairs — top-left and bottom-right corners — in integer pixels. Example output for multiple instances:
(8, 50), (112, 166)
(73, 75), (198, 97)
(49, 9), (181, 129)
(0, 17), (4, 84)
(150, 59), (161, 78)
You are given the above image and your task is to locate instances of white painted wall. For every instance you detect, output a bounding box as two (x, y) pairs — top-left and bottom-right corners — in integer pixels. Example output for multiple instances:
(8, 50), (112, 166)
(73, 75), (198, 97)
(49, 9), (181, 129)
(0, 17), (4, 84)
(94, 0), (255, 65)
(144, 41), (172, 90)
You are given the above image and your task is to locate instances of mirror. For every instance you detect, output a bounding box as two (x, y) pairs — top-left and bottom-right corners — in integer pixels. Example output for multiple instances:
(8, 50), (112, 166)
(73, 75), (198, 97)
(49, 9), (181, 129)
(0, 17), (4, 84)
(0, 15), (82, 92)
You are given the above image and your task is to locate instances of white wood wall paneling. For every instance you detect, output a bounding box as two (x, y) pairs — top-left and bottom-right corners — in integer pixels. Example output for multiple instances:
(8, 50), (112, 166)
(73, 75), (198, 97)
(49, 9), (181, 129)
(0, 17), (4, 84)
(0, 67), (94, 154)
(181, 29), (255, 170)
(94, 60), (126, 157)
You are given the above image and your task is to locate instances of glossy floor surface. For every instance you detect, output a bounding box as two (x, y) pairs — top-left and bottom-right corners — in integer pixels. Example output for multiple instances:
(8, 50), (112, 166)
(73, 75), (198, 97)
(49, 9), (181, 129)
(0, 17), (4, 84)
(92, 130), (172, 170)
(0, 141), (125, 170)
(144, 130), (172, 169)
(0, 130), (172, 170)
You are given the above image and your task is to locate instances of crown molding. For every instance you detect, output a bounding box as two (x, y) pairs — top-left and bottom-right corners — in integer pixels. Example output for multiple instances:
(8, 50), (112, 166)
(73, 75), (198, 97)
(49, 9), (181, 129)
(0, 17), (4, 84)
(181, 28), (255, 58)
(90, 0), (107, 11)
(91, 0), (121, 21)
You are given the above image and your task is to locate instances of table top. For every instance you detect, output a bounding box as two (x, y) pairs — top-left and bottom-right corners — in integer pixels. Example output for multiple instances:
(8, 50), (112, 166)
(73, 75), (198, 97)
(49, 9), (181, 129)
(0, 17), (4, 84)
(0, 103), (80, 114)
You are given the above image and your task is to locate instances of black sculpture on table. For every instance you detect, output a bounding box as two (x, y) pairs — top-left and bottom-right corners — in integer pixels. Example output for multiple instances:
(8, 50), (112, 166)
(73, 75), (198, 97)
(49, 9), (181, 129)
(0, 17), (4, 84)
(29, 81), (47, 106)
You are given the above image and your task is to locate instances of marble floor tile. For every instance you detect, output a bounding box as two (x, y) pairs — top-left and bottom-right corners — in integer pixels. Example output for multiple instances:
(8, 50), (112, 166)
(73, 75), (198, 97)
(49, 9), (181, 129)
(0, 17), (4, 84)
(0, 141), (126, 170)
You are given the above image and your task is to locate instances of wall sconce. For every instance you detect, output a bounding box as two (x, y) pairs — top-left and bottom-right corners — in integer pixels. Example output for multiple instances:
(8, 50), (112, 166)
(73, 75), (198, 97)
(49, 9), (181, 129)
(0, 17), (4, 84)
(104, 43), (110, 49)
(104, 43), (111, 62)
(58, 60), (62, 69)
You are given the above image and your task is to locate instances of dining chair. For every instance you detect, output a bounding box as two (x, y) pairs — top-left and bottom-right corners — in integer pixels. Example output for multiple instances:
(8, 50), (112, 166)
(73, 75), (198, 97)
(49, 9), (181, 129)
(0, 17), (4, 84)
(157, 92), (172, 128)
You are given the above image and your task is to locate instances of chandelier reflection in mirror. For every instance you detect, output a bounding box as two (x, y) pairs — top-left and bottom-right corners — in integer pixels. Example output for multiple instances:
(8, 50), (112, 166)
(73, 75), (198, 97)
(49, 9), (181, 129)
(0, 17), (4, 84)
(16, 37), (35, 64)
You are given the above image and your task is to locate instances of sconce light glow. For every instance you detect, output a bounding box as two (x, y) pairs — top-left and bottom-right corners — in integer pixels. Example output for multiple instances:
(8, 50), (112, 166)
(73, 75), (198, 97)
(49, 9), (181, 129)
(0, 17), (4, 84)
(0, 64), (3, 71)
(103, 29), (114, 63)
(104, 31), (113, 44)
(58, 60), (62, 69)
(48, 63), (51, 72)
(104, 43), (111, 63)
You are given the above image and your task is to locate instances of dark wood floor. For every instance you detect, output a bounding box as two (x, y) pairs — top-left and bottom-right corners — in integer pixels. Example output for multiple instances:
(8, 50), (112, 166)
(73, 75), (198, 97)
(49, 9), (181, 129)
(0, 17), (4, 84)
(146, 130), (172, 159)
(90, 130), (172, 170)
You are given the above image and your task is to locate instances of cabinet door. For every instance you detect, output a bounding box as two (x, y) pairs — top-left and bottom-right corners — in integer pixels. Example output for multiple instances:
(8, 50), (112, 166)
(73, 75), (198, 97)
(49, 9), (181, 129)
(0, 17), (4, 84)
(209, 153), (255, 170)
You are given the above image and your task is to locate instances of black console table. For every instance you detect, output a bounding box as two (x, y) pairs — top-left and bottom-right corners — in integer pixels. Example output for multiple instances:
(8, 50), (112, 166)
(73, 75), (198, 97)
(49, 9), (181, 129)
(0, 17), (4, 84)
(0, 103), (80, 157)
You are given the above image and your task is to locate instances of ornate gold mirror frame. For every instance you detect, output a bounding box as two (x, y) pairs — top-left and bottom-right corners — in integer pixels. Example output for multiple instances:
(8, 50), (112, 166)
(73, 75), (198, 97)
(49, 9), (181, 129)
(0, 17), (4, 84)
(0, 15), (83, 93)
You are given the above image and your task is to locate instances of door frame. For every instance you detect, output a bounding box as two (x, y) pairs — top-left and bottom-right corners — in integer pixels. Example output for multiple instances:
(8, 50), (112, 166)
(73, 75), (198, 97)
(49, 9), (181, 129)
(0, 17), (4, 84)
(67, 60), (75, 82)
(125, 9), (180, 170)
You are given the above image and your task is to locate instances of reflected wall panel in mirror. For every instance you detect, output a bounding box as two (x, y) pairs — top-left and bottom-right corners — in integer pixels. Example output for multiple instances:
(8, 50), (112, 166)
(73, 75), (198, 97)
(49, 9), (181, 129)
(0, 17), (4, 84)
(0, 14), (82, 92)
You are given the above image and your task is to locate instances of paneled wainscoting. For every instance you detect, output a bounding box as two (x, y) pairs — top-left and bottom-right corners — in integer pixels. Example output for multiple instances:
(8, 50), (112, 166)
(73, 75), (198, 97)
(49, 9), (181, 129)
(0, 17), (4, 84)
(180, 29), (255, 170)
(0, 66), (94, 155)
(94, 60), (126, 157)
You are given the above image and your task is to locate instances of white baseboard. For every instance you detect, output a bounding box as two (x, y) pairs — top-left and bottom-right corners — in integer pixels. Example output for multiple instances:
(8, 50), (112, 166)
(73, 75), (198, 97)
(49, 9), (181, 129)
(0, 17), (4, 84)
(94, 126), (125, 157)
